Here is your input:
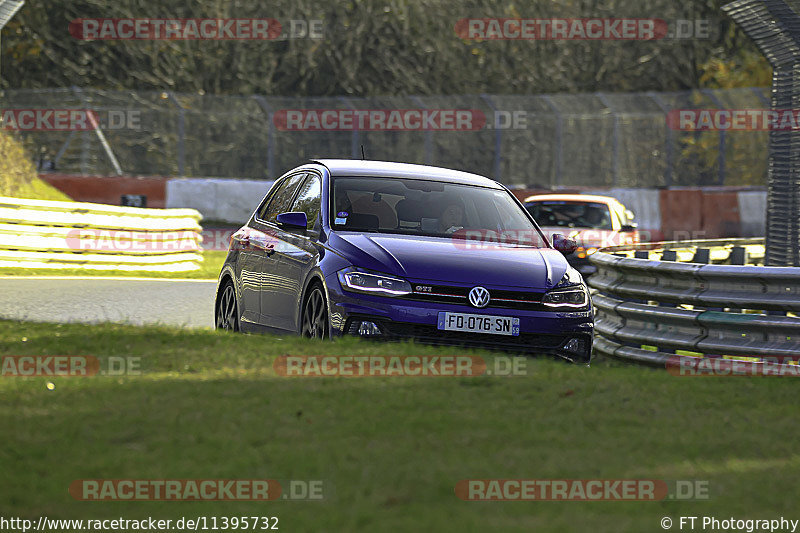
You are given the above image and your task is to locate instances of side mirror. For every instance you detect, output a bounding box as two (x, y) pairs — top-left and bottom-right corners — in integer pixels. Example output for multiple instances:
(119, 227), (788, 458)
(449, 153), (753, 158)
(552, 233), (578, 255)
(620, 223), (638, 232)
(276, 211), (307, 230)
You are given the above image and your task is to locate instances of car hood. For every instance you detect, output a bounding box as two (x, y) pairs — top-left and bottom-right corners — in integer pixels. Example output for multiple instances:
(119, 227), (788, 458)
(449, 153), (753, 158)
(329, 232), (569, 290)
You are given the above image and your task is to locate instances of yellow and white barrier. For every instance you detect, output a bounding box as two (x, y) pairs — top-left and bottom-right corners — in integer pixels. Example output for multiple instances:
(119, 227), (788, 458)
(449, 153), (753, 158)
(0, 196), (204, 272)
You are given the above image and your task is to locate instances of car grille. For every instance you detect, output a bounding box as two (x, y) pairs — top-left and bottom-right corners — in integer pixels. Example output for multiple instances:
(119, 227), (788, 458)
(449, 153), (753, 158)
(402, 284), (547, 311)
(345, 317), (591, 360)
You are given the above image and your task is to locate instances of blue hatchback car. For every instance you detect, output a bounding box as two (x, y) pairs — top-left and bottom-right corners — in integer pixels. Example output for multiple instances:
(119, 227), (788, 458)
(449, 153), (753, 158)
(215, 160), (594, 363)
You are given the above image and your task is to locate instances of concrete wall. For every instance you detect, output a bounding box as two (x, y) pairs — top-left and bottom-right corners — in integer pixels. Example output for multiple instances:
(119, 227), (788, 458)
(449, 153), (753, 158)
(165, 178), (274, 223)
(738, 190), (768, 237)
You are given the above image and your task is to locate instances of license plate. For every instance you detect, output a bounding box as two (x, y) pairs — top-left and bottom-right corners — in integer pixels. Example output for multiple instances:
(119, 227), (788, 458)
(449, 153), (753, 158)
(437, 312), (520, 336)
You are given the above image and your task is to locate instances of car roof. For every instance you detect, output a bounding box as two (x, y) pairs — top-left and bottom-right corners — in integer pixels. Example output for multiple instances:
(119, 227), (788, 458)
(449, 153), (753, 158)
(312, 159), (503, 188)
(523, 193), (622, 206)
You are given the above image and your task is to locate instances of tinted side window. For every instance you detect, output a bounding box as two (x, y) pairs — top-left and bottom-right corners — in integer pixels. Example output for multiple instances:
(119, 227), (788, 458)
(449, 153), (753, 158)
(260, 173), (306, 223)
(290, 174), (322, 230)
(255, 181), (282, 220)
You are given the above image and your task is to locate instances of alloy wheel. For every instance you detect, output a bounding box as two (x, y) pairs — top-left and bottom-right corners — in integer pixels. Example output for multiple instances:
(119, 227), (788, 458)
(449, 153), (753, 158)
(302, 286), (328, 339)
(216, 282), (239, 331)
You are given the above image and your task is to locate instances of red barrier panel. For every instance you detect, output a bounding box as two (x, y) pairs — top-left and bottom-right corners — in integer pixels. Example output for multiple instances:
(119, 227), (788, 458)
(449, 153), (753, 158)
(659, 190), (703, 241)
(38, 174), (168, 208)
(700, 192), (741, 238)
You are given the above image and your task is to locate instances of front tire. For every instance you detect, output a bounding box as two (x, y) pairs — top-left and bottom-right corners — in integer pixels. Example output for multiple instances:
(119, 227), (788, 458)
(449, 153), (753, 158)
(215, 279), (240, 332)
(301, 284), (328, 339)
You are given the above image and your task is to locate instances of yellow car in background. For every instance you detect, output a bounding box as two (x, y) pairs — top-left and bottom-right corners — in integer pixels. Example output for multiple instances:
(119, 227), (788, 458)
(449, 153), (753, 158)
(524, 194), (640, 276)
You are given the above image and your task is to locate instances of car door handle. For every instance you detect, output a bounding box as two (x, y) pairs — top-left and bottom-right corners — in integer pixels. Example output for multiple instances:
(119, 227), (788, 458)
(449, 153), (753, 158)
(247, 237), (275, 254)
(232, 234), (250, 249)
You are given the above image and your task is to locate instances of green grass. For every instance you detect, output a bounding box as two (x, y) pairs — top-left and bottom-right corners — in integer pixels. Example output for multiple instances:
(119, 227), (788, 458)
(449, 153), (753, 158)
(2, 320), (799, 532)
(0, 251), (227, 280)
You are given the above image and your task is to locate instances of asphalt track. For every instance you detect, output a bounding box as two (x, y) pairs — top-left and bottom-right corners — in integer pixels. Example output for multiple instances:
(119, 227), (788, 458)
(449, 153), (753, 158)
(0, 277), (217, 328)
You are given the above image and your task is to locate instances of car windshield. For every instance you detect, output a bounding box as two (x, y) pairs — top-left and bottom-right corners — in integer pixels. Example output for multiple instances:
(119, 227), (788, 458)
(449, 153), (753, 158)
(332, 176), (548, 247)
(526, 201), (613, 231)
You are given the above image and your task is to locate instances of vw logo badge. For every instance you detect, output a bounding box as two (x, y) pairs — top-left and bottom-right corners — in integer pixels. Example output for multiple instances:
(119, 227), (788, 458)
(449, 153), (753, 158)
(468, 286), (491, 308)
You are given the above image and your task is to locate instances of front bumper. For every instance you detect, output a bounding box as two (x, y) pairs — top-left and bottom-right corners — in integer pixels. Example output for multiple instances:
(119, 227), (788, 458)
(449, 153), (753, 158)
(327, 278), (594, 363)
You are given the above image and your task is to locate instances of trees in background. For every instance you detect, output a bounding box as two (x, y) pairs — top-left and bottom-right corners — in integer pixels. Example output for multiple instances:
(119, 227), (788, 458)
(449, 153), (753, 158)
(1, 0), (768, 95)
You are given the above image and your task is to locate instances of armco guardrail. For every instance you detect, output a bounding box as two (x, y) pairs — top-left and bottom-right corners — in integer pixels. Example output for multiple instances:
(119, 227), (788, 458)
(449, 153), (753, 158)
(588, 238), (800, 365)
(0, 196), (203, 272)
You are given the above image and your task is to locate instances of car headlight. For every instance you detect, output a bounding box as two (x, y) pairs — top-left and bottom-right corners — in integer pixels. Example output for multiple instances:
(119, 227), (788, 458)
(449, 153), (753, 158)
(337, 268), (412, 297)
(543, 269), (588, 308)
(542, 287), (588, 308)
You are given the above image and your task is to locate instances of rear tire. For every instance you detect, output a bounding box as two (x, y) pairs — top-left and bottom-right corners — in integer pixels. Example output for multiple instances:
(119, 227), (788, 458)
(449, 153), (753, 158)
(215, 279), (240, 332)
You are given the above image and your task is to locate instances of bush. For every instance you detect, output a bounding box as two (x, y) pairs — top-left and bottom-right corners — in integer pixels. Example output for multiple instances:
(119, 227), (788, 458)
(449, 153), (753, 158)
(0, 130), (36, 195)
(0, 131), (70, 200)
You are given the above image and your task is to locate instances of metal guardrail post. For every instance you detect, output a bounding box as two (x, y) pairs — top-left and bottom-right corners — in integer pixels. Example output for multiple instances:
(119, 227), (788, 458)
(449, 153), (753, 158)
(480, 94), (502, 181)
(701, 89), (727, 186)
(647, 92), (674, 188)
(730, 246), (747, 265)
(53, 130), (76, 170)
(70, 87), (91, 175)
(166, 92), (186, 177)
(252, 95), (276, 178)
(692, 248), (710, 264)
(481, 94), (503, 181)
(541, 95), (563, 187)
(595, 92), (620, 187)
(410, 96), (433, 165)
(750, 87), (770, 107)
(338, 96), (360, 159)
